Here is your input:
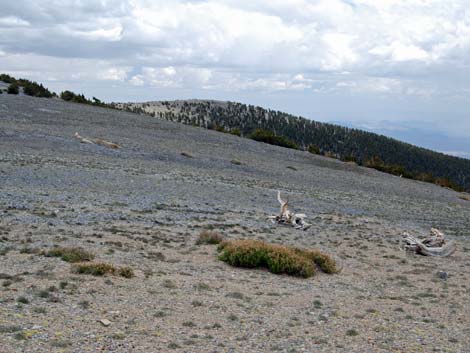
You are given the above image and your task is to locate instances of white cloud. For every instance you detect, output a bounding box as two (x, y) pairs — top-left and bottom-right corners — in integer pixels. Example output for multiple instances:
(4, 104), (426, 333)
(1, 0), (470, 153)
(0, 16), (30, 27)
(98, 67), (130, 81)
(132, 66), (212, 88)
(369, 42), (429, 62)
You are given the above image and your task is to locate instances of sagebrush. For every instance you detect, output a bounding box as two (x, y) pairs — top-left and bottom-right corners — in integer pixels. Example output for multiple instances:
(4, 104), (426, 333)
(218, 239), (338, 278)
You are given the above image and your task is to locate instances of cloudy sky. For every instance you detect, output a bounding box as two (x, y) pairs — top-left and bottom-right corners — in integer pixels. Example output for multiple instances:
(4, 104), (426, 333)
(1, 0), (470, 158)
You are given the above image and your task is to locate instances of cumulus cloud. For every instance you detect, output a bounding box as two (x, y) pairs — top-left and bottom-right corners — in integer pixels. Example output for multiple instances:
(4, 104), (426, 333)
(1, 0), (470, 93)
(0, 0), (470, 153)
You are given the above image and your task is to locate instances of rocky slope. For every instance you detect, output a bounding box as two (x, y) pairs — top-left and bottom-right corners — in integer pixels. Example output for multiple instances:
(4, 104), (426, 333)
(115, 99), (470, 192)
(1, 94), (470, 353)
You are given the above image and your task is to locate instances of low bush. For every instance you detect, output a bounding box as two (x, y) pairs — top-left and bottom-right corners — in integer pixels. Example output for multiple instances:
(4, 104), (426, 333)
(230, 128), (241, 136)
(20, 79), (54, 98)
(248, 129), (298, 150)
(307, 144), (320, 155)
(218, 239), (338, 278)
(0, 73), (16, 84)
(72, 262), (134, 278)
(295, 249), (339, 274)
(196, 230), (224, 245)
(7, 83), (19, 95)
(45, 247), (94, 263)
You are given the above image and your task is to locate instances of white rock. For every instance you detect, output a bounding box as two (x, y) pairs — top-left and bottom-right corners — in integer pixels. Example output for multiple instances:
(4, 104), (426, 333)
(99, 319), (111, 327)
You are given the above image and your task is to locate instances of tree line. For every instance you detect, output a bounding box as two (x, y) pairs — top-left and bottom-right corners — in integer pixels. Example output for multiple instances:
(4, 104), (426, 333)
(119, 100), (470, 192)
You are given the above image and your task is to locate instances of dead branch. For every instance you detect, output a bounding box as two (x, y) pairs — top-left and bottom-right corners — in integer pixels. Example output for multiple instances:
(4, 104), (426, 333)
(402, 228), (456, 257)
(74, 132), (120, 149)
(268, 191), (311, 230)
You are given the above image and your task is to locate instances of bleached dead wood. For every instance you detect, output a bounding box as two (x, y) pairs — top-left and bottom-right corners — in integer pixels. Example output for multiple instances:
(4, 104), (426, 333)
(74, 132), (120, 149)
(402, 228), (456, 257)
(268, 191), (311, 230)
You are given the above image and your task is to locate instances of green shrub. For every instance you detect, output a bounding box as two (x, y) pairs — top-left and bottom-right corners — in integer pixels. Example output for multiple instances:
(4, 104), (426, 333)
(60, 90), (75, 101)
(0, 73), (16, 84)
(45, 247), (94, 263)
(218, 239), (338, 278)
(307, 144), (320, 154)
(7, 83), (19, 95)
(20, 79), (53, 98)
(230, 128), (241, 136)
(341, 155), (357, 163)
(72, 262), (134, 278)
(248, 129), (298, 149)
(296, 249), (339, 274)
(196, 230), (224, 245)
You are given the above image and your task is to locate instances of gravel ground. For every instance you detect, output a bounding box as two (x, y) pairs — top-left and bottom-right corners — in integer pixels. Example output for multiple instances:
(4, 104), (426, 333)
(1, 94), (469, 353)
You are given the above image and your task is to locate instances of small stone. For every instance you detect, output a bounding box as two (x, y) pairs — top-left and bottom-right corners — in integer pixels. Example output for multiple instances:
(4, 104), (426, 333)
(99, 319), (111, 327)
(437, 271), (448, 280)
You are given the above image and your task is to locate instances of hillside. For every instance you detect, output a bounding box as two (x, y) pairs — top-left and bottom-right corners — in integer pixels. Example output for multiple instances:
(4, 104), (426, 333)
(1, 93), (470, 352)
(115, 100), (470, 192)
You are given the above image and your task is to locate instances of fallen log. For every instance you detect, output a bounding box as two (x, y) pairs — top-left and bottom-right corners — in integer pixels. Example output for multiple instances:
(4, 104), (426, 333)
(268, 191), (311, 230)
(74, 132), (120, 149)
(402, 228), (456, 257)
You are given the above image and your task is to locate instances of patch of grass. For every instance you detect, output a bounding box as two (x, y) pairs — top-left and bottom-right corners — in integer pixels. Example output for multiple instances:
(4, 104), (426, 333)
(196, 230), (224, 245)
(33, 307), (47, 314)
(227, 314), (239, 321)
(154, 310), (167, 318)
(313, 300), (323, 309)
(218, 239), (338, 278)
(296, 249), (339, 274)
(195, 282), (211, 291)
(182, 321), (196, 327)
(45, 247), (94, 263)
(16, 296), (29, 304)
(78, 300), (90, 309)
(50, 339), (72, 348)
(346, 329), (359, 337)
(72, 262), (134, 278)
(118, 267), (134, 278)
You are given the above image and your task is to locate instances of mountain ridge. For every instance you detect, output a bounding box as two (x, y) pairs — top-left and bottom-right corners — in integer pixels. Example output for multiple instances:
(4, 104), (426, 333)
(114, 99), (470, 192)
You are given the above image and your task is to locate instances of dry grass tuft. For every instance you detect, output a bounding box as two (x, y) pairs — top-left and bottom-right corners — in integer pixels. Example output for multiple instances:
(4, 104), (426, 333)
(218, 239), (339, 278)
(72, 262), (134, 278)
(196, 230), (224, 245)
(45, 247), (94, 263)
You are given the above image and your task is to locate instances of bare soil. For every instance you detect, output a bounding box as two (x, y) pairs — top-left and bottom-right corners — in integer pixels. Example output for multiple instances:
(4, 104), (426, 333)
(1, 94), (469, 353)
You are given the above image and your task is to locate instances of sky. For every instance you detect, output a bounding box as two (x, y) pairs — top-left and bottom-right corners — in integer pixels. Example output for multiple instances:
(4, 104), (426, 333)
(1, 0), (470, 158)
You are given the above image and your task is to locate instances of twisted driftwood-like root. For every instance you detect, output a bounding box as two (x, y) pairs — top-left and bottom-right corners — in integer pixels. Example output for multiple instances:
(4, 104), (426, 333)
(74, 132), (120, 149)
(402, 228), (456, 257)
(268, 191), (311, 230)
